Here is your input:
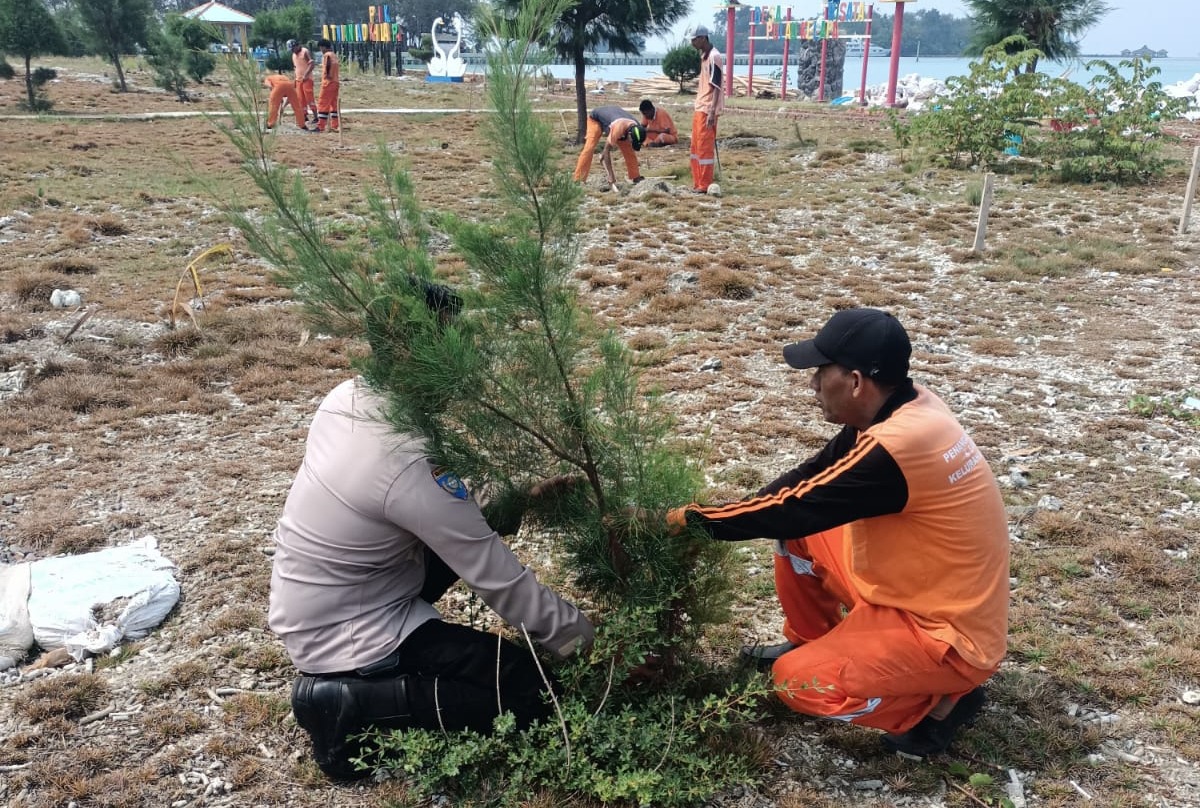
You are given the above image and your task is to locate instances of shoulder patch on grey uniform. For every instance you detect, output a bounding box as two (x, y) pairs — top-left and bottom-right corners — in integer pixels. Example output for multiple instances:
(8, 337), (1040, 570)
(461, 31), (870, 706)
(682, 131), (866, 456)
(431, 467), (470, 500)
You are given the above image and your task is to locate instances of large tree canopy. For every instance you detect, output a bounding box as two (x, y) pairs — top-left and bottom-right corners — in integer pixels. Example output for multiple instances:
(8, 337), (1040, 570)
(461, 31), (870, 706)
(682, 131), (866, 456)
(502, 0), (689, 143)
(75, 0), (153, 91)
(964, 0), (1111, 72)
(0, 0), (66, 109)
(249, 3), (316, 50)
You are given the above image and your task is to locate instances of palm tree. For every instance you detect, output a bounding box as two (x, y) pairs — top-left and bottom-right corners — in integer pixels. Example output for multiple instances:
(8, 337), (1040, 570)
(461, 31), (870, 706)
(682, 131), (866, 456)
(964, 0), (1112, 73)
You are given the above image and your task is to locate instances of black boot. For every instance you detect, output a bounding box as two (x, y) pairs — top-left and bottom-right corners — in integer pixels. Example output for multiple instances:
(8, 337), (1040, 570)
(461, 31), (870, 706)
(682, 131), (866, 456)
(881, 687), (987, 759)
(291, 674), (416, 780)
(738, 640), (799, 671)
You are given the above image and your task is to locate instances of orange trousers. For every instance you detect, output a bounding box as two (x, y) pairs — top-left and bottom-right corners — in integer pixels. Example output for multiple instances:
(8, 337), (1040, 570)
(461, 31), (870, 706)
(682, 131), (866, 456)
(296, 77), (315, 117)
(689, 111), (718, 191)
(317, 81), (339, 131)
(268, 81), (305, 129)
(647, 133), (678, 146)
(770, 527), (996, 734)
(573, 118), (639, 182)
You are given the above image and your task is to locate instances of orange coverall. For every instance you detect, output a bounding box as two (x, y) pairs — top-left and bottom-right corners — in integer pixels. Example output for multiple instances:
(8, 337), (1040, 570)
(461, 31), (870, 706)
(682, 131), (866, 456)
(573, 107), (641, 183)
(317, 50), (340, 132)
(264, 74), (305, 129)
(641, 107), (678, 146)
(668, 384), (1009, 735)
(690, 47), (725, 191)
(293, 46), (316, 121)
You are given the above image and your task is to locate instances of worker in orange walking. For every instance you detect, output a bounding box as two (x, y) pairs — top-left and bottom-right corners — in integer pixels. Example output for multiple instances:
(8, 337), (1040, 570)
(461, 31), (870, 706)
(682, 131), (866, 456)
(288, 38), (317, 126)
(315, 39), (340, 133)
(666, 309), (1009, 758)
(685, 25), (725, 193)
(638, 99), (677, 147)
(263, 72), (307, 131)
(572, 105), (646, 190)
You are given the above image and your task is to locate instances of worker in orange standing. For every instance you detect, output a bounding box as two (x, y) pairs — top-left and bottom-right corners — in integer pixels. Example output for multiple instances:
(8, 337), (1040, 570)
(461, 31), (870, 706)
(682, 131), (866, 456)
(315, 38), (340, 133)
(685, 25), (725, 193)
(572, 105), (646, 189)
(288, 38), (317, 126)
(665, 308), (1009, 759)
(263, 72), (307, 131)
(638, 100), (677, 147)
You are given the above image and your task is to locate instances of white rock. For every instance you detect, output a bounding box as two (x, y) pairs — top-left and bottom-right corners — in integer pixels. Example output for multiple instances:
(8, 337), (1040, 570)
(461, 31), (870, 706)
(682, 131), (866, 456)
(50, 289), (82, 308)
(1037, 495), (1064, 511)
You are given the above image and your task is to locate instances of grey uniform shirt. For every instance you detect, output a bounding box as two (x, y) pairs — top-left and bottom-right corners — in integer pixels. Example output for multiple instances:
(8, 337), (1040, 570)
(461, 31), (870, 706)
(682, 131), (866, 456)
(268, 379), (594, 674)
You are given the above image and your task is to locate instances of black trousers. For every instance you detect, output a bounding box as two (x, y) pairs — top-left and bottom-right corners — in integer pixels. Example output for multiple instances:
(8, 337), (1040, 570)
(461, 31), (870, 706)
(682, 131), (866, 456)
(290, 546), (557, 779)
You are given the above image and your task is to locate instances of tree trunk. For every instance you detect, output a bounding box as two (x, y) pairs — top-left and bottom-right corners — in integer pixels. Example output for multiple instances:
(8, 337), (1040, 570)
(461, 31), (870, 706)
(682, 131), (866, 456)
(112, 50), (128, 92)
(24, 55), (35, 110)
(573, 44), (587, 144)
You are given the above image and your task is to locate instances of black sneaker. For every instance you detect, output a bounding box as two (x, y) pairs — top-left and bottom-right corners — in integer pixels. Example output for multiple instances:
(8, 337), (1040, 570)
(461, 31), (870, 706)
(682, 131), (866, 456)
(632, 176), (645, 184)
(881, 687), (987, 759)
(739, 640), (798, 671)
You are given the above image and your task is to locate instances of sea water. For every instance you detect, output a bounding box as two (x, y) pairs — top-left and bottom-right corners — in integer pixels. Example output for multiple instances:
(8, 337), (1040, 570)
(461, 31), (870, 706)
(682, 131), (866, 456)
(544, 56), (1200, 92)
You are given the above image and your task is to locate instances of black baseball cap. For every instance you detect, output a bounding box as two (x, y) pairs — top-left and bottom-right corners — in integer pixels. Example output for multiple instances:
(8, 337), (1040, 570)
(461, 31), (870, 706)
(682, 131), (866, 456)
(783, 308), (911, 383)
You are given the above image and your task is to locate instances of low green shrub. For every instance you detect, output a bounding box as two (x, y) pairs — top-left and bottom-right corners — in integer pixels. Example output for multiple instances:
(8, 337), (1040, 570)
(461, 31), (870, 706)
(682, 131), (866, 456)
(662, 43), (700, 93)
(1039, 57), (1188, 183)
(357, 628), (774, 808)
(892, 39), (1186, 184)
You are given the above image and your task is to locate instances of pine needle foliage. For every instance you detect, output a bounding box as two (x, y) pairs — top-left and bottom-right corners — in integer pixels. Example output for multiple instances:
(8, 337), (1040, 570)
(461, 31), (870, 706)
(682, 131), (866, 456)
(215, 1), (736, 663)
(213, 4), (770, 802)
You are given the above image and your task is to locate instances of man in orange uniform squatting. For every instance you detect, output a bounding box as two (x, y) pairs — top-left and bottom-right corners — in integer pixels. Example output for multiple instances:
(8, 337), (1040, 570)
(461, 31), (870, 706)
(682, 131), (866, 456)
(263, 73), (307, 131)
(315, 38), (340, 133)
(572, 105), (646, 189)
(288, 38), (317, 126)
(666, 308), (1009, 758)
(685, 25), (725, 194)
(638, 99), (677, 147)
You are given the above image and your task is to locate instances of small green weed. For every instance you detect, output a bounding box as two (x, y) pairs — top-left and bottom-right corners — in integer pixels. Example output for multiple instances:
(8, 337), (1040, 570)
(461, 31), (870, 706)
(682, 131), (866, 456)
(1127, 392), (1200, 426)
(944, 762), (1016, 808)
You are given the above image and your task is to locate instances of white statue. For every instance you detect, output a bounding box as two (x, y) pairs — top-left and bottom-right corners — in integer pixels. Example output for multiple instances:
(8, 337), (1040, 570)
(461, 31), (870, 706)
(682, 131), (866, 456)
(427, 13), (466, 81)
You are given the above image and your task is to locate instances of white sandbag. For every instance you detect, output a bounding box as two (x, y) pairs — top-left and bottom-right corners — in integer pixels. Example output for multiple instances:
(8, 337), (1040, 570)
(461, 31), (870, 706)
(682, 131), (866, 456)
(0, 562), (33, 671)
(26, 536), (180, 661)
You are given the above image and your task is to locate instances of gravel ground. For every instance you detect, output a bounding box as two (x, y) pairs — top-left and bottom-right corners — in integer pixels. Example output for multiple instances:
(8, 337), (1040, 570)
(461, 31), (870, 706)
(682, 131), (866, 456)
(2, 65), (1200, 807)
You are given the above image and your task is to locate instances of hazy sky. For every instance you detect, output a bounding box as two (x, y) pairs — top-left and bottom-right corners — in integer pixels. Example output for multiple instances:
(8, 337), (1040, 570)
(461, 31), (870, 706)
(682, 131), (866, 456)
(665, 1), (1200, 58)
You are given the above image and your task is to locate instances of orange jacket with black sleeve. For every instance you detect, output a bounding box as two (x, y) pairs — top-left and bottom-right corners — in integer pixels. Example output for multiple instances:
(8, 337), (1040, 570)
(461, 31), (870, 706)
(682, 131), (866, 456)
(667, 383), (1009, 670)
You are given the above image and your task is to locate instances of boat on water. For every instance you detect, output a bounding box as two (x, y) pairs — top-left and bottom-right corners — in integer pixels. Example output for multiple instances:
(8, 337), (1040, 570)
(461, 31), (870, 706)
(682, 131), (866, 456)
(845, 42), (890, 57)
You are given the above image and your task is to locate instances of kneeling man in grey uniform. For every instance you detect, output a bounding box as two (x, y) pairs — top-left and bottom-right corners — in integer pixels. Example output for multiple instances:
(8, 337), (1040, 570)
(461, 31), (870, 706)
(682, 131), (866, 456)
(268, 374), (593, 780)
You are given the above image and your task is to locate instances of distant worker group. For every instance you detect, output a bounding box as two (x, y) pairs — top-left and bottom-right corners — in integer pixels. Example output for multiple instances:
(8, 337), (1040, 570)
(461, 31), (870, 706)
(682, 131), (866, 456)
(267, 38), (339, 134)
(573, 25), (724, 193)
